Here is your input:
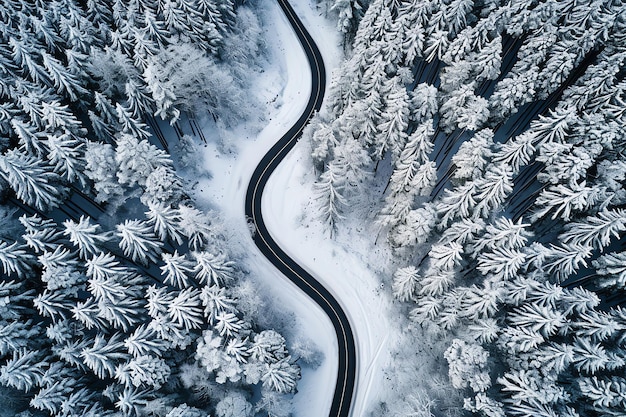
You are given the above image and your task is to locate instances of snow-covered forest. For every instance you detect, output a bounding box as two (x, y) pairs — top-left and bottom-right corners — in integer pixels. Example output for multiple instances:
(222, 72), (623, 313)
(0, 0), (304, 416)
(3, 0), (626, 414)
(311, 0), (626, 415)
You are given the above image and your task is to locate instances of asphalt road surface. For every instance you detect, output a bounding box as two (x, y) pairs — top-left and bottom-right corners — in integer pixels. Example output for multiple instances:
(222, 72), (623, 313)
(244, 1), (357, 416)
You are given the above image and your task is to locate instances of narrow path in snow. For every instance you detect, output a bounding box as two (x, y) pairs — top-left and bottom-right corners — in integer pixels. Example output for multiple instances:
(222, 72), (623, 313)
(244, 1), (357, 417)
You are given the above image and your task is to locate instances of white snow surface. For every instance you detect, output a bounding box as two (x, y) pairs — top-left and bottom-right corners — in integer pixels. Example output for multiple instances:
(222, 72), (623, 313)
(193, 1), (401, 416)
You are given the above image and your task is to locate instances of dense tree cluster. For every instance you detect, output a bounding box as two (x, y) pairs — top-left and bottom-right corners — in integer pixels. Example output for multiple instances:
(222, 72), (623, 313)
(317, 0), (371, 45)
(310, 0), (626, 415)
(0, 0), (297, 416)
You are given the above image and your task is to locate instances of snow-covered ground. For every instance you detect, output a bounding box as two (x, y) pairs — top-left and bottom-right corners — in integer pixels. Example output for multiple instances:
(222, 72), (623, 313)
(193, 1), (402, 416)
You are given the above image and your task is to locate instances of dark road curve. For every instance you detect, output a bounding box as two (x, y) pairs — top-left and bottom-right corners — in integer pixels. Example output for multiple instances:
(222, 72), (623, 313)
(244, 1), (356, 417)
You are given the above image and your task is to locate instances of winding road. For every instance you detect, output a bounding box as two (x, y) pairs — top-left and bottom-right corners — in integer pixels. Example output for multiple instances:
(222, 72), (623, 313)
(244, 1), (356, 417)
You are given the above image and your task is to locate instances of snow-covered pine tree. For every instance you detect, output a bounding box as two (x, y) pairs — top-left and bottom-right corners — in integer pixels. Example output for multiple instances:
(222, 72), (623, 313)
(0, 149), (65, 211)
(392, 266), (421, 302)
(160, 251), (194, 289)
(314, 162), (348, 233)
(63, 216), (110, 259)
(116, 219), (163, 265)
